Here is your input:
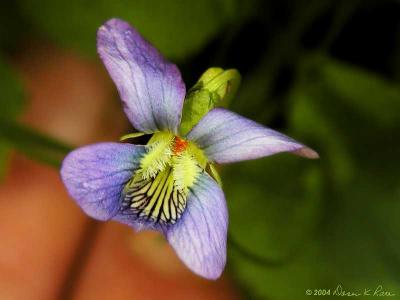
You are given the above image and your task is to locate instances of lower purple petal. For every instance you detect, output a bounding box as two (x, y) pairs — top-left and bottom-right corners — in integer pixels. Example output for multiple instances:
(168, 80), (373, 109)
(60, 143), (146, 220)
(187, 108), (319, 164)
(164, 172), (228, 280)
(112, 212), (159, 232)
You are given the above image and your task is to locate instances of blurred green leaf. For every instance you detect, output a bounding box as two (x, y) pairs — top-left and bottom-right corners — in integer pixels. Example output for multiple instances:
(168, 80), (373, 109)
(292, 54), (400, 175)
(227, 158), (323, 260)
(227, 54), (400, 299)
(0, 2), (26, 50)
(316, 57), (400, 128)
(17, 0), (237, 60)
(0, 57), (25, 178)
(288, 86), (356, 186)
(225, 156), (323, 300)
(0, 57), (24, 119)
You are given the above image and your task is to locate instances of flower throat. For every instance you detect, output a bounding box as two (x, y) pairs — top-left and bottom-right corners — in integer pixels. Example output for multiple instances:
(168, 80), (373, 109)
(120, 132), (205, 225)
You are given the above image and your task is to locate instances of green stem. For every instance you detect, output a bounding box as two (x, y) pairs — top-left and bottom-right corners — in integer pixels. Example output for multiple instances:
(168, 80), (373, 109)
(235, 0), (332, 121)
(0, 119), (72, 167)
(319, 0), (361, 52)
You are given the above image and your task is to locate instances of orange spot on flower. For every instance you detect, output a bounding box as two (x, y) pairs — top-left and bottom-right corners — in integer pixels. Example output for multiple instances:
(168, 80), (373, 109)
(172, 136), (188, 155)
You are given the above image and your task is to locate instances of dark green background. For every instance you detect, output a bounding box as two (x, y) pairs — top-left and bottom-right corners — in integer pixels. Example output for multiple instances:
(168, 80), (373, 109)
(1, 0), (400, 299)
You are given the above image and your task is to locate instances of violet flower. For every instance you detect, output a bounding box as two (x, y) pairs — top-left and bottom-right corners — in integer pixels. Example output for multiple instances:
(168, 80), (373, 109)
(60, 18), (318, 280)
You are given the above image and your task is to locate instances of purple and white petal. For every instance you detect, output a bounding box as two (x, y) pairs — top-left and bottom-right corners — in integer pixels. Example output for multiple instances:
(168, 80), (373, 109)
(97, 18), (186, 133)
(187, 108), (319, 164)
(112, 211), (159, 232)
(164, 172), (228, 280)
(61, 143), (146, 220)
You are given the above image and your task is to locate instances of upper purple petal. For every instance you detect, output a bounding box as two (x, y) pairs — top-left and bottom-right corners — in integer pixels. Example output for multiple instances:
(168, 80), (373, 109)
(187, 108), (319, 164)
(60, 143), (146, 220)
(97, 18), (186, 133)
(164, 172), (228, 280)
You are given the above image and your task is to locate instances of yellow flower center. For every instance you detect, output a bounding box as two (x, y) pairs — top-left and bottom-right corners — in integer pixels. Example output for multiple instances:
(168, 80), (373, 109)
(120, 131), (207, 224)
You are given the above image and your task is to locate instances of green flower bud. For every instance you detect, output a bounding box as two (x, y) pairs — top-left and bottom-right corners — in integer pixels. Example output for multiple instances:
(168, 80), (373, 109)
(179, 67), (241, 135)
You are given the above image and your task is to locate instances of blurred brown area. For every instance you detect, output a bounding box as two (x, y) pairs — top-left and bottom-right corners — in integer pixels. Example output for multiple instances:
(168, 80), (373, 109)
(0, 42), (239, 300)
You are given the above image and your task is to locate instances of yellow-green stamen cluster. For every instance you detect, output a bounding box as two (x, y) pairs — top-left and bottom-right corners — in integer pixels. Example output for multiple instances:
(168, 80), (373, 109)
(121, 131), (206, 224)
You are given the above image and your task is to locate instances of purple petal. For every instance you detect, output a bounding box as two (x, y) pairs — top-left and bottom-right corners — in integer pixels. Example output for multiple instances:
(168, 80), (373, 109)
(164, 172), (228, 280)
(97, 18), (186, 133)
(187, 108), (319, 164)
(60, 143), (146, 220)
(112, 210), (159, 232)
